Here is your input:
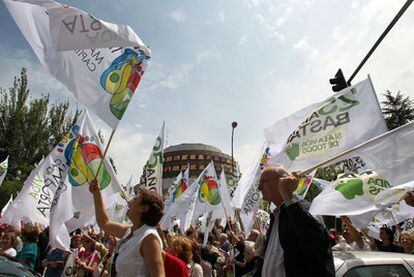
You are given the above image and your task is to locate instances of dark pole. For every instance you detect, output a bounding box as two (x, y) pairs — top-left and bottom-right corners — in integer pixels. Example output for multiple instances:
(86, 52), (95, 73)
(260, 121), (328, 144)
(347, 0), (413, 85)
(231, 121), (238, 175)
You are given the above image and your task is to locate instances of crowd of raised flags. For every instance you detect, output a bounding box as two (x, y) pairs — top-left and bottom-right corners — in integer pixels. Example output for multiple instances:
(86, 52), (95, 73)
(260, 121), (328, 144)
(1, 0), (414, 275)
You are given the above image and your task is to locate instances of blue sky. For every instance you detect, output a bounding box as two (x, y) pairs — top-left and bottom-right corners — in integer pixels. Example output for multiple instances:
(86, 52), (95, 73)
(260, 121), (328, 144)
(1, 0), (413, 184)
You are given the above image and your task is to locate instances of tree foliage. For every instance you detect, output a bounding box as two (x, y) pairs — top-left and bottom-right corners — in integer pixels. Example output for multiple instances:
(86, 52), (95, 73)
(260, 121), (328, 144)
(0, 68), (81, 180)
(382, 90), (414, 130)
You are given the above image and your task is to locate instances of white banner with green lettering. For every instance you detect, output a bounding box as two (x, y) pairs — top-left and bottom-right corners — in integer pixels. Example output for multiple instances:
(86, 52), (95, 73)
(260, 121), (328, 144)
(140, 122), (165, 195)
(264, 78), (387, 172)
(309, 171), (390, 216)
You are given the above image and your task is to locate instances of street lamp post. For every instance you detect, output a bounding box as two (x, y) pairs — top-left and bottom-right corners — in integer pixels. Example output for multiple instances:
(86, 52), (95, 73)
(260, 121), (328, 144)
(231, 121), (238, 175)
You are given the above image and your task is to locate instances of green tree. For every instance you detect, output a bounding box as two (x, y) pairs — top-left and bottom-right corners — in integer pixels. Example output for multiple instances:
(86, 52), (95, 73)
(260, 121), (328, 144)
(382, 90), (414, 130)
(0, 68), (80, 208)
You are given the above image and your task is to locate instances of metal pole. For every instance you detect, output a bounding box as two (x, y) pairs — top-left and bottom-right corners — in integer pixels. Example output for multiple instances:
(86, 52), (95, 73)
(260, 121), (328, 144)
(231, 122), (238, 175)
(347, 0), (413, 85)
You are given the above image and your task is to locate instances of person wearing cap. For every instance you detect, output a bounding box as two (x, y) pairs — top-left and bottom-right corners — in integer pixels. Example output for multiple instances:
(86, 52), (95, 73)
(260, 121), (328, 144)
(89, 179), (165, 277)
(257, 165), (335, 277)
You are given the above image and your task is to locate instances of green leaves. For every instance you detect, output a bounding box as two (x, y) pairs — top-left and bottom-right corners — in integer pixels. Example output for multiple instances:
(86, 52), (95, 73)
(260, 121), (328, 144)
(0, 68), (80, 209)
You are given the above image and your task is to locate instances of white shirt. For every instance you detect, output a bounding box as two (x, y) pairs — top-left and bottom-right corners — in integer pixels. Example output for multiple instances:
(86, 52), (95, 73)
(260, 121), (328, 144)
(350, 241), (369, 251)
(3, 247), (17, 257)
(115, 225), (162, 277)
(262, 208), (286, 277)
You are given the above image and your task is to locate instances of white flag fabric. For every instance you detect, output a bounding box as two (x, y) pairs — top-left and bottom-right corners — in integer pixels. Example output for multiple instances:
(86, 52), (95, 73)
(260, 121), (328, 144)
(309, 171), (391, 216)
(0, 157), (53, 227)
(238, 143), (274, 233)
(336, 121), (414, 191)
(0, 195), (13, 218)
(140, 122), (166, 194)
(293, 170), (316, 201)
(164, 165), (190, 207)
(375, 180), (414, 207)
(61, 249), (78, 277)
(47, 111), (121, 250)
(4, 0), (151, 129)
(160, 165), (190, 230)
(0, 156), (8, 187)
(217, 168), (234, 220)
(265, 78), (387, 172)
(191, 162), (221, 224)
(165, 162), (218, 232)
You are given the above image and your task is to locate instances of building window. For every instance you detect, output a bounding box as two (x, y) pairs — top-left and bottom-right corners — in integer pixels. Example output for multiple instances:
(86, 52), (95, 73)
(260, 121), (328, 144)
(198, 154), (204, 160)
(181, 165), (187, 171)
(214, 156), (219, 161)
(226, 159), (231, 164)
(182, 155), (188, 160)
(190, 165), (197, 170)
(190, 155), (196, 160)
(165, 166), (171, 172)
(199, 164), (205, 170)
(206, 155), (211, 160)
(173, 155), (180, 161)
(165, 156), (173, 162)
(172, 165), (180, 171)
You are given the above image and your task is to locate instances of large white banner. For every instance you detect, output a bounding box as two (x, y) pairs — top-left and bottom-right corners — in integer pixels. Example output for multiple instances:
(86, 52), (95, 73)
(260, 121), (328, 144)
(140, 122), (165, 195)
(238, 143), (274, 232)
(50, 111), (121, 249)
(265, 78), (387, 172)
(4, 0), (151, 129)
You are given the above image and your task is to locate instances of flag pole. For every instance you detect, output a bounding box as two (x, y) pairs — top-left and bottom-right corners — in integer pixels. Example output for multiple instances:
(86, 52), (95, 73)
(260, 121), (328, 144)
(93, 129), (130, 202)
(298, 122), (412, 177)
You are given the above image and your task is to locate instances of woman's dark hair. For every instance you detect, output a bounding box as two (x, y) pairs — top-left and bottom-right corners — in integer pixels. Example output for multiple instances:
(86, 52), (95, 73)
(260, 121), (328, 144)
(138, 188), (164, 227)
(21, 226), (38, 243)
(190, 240), (202, 264)
(381, 227), (395, 242)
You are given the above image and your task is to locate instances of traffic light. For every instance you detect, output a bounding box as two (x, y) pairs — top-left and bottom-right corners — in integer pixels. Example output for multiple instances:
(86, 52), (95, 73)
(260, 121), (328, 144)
(329, 69), (348, 92)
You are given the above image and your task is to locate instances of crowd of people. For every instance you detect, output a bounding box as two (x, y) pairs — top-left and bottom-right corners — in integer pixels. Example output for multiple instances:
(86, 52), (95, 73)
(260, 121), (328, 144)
(1, 165), (413, 276)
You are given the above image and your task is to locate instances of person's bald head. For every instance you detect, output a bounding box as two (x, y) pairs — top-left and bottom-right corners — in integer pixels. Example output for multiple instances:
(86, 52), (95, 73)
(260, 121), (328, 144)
(258, 165), (292, 205)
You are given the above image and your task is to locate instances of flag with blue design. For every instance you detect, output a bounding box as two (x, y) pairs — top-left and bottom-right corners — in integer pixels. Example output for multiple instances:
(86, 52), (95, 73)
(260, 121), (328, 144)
(4, 0), (151, 129)
(50, 111), (121, 249)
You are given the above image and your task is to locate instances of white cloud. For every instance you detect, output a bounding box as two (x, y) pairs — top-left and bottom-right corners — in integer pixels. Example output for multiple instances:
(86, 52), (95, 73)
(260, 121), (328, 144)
(196, 49), (222, 63)
(170, 9), (186, 22)
(217, 10), (226, 23)
(293, 37), (318, 59)
(147, 63), (194, 91)
(239, 35), (248, 45)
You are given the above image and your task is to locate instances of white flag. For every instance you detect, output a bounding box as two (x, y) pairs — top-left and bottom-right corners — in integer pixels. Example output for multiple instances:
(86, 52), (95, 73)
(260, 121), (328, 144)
(0, 195), (13, 218)
(165, 162), (218, 232)
(61, 249), (78, 277)
(238, 143), (275, 233)
(338, 121), (414, 191)
(49, 111), (121, 250)
(140, 122), (166, 195)
(191, 162), (221, 223)
(375, 180), (414, 207)
(160, 165), (190, 230)
(164, 165), (190, 207)
(0, 156), (8, 187)
(309, 171), (390, 216)
(265, 78), (387, 172)
(215, 168), (234, 220)
(0, 157), (55, 228)
(4, 0), (151, 129)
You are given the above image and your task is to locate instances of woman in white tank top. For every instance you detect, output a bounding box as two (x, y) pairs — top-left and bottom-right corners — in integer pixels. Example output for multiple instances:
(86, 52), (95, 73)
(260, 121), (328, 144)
(89, 179), (165, 277)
